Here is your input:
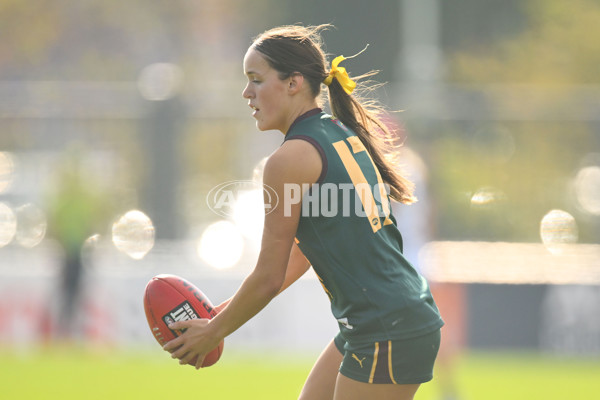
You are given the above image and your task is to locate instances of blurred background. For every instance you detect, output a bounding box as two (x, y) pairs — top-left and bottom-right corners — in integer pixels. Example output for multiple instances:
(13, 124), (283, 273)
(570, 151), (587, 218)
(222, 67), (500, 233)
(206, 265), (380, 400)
(1, 0), (599, 399)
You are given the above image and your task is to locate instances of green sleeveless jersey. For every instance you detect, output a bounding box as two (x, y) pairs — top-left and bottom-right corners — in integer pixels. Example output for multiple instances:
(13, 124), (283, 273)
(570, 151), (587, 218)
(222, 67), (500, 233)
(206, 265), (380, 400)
(284, 109), (443, 343)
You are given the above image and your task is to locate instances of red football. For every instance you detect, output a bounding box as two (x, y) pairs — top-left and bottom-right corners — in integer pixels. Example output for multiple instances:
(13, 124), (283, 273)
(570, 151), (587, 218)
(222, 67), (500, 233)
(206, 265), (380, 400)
(143, 274), (224, 367)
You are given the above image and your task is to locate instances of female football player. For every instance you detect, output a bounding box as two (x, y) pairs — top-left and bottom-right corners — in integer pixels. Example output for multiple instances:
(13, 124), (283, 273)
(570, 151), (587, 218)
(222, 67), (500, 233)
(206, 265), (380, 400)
(164, 24), (444, 400)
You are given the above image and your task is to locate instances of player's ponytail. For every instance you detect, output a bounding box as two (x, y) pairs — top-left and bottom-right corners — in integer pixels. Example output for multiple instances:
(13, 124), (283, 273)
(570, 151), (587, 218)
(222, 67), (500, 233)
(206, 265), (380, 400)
(324, 59), (416, 204)
(252, 24), (416, 204)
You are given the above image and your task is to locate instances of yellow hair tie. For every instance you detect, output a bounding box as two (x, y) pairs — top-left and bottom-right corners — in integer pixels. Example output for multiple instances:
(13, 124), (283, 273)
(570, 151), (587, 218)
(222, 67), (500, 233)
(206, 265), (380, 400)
(323, 55), (356, 95)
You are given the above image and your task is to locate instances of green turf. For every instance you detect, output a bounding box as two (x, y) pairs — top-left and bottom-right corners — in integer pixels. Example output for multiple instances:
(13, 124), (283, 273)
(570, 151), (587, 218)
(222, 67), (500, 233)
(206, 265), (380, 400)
(1, 346), (599, 399)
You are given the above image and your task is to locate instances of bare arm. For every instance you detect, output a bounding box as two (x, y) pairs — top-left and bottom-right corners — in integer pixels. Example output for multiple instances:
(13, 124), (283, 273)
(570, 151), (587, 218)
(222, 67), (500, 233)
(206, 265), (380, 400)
(164, 139), (320, 368)
(215, 242), (311, 313)
(278, 241), (311, 294)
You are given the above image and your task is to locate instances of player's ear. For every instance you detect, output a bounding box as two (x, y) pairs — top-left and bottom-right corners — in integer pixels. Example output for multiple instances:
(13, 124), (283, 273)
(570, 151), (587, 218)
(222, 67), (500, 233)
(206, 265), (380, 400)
(288, 72), (304, 94)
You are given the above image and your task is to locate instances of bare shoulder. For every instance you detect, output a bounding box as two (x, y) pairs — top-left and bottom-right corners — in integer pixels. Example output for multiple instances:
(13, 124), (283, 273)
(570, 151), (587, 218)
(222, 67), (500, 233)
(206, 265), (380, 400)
(263, 138), (322, 187)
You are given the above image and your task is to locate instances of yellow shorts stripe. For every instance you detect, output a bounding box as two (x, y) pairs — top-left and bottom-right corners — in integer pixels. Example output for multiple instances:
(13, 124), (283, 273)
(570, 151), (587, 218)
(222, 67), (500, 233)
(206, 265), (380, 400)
(388, 340), (397, 384)
(368, 341), (379, 383)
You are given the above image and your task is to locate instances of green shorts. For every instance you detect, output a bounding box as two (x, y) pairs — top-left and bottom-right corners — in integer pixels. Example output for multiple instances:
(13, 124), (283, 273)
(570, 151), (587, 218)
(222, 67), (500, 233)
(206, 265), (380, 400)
(334, 329), (441, 384)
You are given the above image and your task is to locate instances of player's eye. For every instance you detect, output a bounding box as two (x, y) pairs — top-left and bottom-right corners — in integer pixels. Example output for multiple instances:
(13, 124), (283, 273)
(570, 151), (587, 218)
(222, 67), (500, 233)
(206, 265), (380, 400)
(247, 74), (261, 84)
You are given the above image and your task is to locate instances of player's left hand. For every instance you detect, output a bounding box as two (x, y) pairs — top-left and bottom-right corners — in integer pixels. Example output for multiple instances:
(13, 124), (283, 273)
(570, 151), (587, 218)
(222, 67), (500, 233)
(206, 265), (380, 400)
(163, 319), (222, 369)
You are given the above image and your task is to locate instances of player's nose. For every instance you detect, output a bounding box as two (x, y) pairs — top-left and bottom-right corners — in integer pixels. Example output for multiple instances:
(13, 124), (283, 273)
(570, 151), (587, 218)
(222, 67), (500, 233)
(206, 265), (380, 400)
(242, 83), (253, 99)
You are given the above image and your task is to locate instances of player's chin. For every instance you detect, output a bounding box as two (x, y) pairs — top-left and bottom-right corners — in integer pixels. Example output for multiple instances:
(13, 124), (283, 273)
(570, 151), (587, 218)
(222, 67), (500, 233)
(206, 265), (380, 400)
(255, 122), (271, 132)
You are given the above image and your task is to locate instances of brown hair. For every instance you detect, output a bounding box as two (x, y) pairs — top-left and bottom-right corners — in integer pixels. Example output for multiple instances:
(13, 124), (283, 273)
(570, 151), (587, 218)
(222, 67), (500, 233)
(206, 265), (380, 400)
(251, 24), (416, 204)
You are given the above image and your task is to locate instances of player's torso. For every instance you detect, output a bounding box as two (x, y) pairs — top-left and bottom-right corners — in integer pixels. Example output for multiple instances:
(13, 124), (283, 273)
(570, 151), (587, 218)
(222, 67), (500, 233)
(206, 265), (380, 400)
(285, 111), (443, 342)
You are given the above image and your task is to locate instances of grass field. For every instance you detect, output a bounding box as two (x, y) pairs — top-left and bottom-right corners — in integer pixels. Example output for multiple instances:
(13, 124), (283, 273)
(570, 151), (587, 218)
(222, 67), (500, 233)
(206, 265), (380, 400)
(2, 346), (599, 399)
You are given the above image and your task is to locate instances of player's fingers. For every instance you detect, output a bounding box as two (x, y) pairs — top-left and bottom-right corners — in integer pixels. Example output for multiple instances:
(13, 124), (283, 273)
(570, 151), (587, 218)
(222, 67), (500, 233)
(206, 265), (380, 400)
(163, 337), (183, 352)
(170, 343), (191, 360)
(179, 351), (197, 366)
(167, 320), (190, 331)
(195, 354), (206, 370)
(178, 353), (189, 364)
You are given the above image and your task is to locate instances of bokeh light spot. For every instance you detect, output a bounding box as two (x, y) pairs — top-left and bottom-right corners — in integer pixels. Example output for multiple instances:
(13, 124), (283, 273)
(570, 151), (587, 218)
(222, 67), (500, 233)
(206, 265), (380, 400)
(197, 220), (244, 270)
(112, 210), (155, 260)
(0, 152), (16, 194)
(15, 203), (47, 248)
(574, 165), (600, 215)
(540, 209), (578, 255)
(137, 63), (184, 101)
(0, 202), (17, 247)
(84, 233), (102, 249)
(232, 189), (265, 242)
(470, 186), (506, 209)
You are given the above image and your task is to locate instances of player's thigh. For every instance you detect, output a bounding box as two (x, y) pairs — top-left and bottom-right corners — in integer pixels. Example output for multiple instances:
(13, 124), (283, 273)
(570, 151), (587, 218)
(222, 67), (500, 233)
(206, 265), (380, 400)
(299, 339), (343, 400)
(334, 373), (420, 400)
